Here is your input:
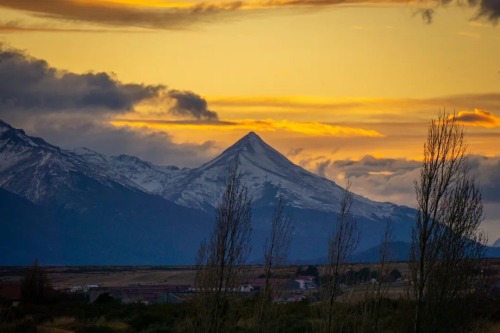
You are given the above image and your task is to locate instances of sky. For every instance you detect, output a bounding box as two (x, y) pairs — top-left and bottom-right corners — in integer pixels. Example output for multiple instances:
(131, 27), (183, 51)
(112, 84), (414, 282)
(0, 0), (499, 242)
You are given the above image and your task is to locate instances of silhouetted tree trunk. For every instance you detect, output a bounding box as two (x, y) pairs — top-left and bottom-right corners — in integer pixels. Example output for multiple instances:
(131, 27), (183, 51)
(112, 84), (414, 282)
(410, 112), (485, 333)
(369, 219), (395, 330)
(257, 196), (292, 333)
(21, 259), (51, 304)
(324, 181), (360, 333)
(195, 158), (252, 333)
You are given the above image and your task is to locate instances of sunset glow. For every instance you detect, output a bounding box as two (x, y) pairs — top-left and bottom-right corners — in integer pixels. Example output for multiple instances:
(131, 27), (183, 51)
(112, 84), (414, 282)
(0, 0), (499, 240)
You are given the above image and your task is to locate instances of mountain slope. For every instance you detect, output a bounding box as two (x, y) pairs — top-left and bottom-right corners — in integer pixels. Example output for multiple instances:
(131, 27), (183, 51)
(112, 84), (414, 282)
(149, 132), (415, 257)
(0, 120), (417, 263)
(0, 120), (211, 265)
(103, 131), (412, 221)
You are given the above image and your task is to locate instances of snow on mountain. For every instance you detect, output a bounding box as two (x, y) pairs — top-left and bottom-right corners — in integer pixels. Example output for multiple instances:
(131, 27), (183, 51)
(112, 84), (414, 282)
(106, 154), (188, 194)
(0, 119), (409, 223)
(0, 119), (418, 263)
(70, 130), (409, 221)
(70, 147), (189, 195)
(159, 132), (405, 221)
(0, 120), (137, 204)
(0, 120), (212, 265)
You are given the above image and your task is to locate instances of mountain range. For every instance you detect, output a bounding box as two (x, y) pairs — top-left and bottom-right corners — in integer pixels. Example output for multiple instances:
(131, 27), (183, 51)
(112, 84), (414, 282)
(0, 119), (426, 265)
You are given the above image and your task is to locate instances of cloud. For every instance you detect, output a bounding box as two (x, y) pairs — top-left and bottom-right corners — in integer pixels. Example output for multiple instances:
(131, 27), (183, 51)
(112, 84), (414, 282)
(452, 109), (500, 127)
(300, 154), (500, 207)
(0, 0), (245, 30)
(0, 0), (498, 30)
(111, 118), (384, 137)
(168, 90), (219, 120)
(316, 159), (332, 178)
(209, 96), (362, 110)
(297, 155), (421, 206)
(0, 45), (163, 114)
(287, 147), (304, 157)
(474, 0), (500, 23)
(0, 45), (222, 166)
(299, 154), (500, 243)
(29, 116), (217, 167)
(469, 155), (500, 204)
(0, 45), (219, 121)
(208, 94), (500, 124)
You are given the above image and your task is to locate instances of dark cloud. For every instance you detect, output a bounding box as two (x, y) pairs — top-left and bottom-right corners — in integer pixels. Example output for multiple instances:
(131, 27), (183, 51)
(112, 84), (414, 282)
(168, 90), (218, 120)
(0, 45), (221, 167)
(473, 0), (500, 23)
(0, 0), (498, 29)
(0, 0), (244, 30)
(0, 0), (500, 29)
(0, 45), (163, 113)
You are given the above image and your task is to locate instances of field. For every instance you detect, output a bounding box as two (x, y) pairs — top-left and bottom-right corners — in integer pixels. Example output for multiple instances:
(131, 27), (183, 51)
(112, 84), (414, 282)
(1, 261), (499, 333)
(0, 262), (412, 288)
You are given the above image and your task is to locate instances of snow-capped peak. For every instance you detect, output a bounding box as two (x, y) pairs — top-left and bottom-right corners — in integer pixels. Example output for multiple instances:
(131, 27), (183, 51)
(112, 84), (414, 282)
(161, 131), (401, 220)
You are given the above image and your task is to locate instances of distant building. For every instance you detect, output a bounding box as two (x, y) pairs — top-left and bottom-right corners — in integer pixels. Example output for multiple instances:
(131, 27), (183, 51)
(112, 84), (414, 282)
(294, 275), (317, 289)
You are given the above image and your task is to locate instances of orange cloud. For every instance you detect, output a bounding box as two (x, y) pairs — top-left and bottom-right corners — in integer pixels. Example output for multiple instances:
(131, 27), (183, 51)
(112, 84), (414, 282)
(110, 118), (384, 137)
(453, 109), (500, 128)
(2, 0), (496, 31)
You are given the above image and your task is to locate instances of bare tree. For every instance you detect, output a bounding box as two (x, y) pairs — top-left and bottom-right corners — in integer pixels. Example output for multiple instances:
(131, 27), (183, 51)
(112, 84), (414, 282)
(257, 196), (293, 333)
(195, 159), (252, 333)
(372, 219), (395, 331)
(323, 181), (360, 333)
(21, 259), (51, 304)
(410, 112), (485, 333)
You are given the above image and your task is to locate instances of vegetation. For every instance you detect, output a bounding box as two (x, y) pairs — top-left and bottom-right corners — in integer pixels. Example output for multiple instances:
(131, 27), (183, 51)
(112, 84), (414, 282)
(410, 112), (486, 333)
(194, 159), (253, 333)
(1, 263), (498, 333)
(21, 259), (52, 304)
(257, 196), (293, 333)
(321, 181), (360, 333)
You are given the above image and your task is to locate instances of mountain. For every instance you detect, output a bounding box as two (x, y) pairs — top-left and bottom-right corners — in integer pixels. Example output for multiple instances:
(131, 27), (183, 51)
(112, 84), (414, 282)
(493, 238), (500, 248)
(94, 131), (409, 220)
(0, 119), (417, 264)
(160, 132), (409, 218)
(0, 120), (210, 265)
(76, 131), (416, 258)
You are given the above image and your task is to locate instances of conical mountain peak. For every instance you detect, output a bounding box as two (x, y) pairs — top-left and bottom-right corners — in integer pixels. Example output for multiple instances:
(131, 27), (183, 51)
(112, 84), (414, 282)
(207, 131), (289, 170)
(243, 131), (260, 140)
(230, 131), (265, 150)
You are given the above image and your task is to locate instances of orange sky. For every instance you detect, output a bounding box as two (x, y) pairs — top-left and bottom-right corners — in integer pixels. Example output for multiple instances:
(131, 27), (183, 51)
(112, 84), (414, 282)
(0, 0), (499, 240)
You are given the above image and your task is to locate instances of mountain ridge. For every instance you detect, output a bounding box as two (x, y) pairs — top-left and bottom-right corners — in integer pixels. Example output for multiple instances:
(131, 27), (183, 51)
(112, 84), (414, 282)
(0, 119), (416, 264)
